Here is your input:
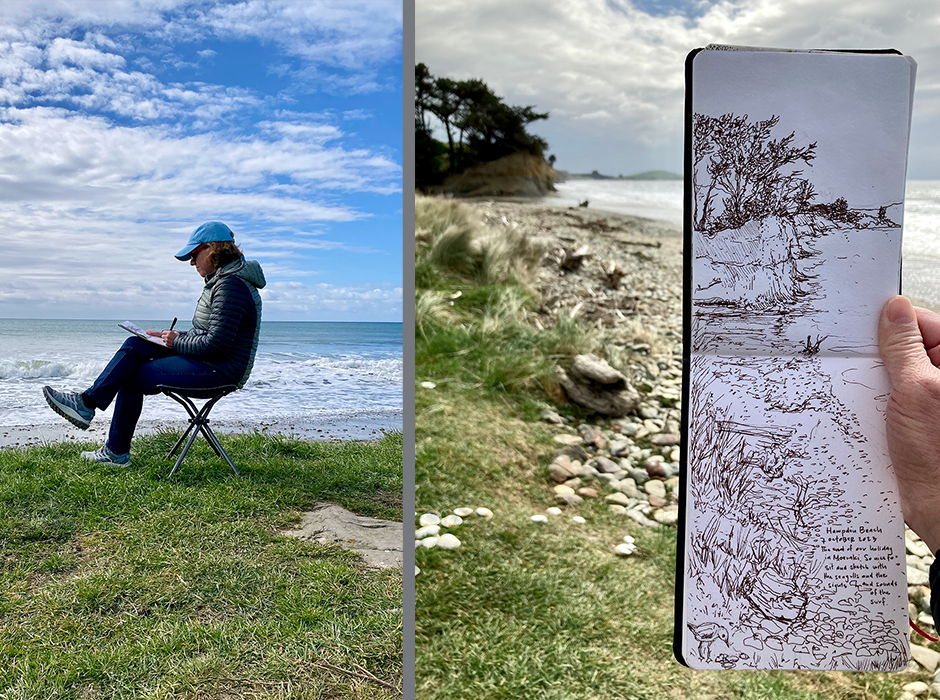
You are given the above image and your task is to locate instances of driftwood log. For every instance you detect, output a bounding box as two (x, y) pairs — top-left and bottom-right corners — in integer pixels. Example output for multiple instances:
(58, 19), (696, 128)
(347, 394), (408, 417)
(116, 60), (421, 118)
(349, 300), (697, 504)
(558, 354), (641, 417)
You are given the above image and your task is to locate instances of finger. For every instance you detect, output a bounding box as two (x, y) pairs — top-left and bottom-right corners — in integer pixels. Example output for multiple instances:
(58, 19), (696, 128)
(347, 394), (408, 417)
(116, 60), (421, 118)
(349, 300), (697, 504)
(879, 296), (936, 389)
(914, 306), (940, 366)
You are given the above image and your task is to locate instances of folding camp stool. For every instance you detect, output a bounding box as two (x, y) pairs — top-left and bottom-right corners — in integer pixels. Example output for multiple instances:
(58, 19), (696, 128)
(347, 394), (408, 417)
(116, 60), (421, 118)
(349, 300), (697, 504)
(157, 384), (240, 477)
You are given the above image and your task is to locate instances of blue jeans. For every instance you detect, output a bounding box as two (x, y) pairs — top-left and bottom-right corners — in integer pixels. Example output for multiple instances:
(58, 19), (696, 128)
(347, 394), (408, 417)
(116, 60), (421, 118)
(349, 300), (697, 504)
(84, 337), (230, 454)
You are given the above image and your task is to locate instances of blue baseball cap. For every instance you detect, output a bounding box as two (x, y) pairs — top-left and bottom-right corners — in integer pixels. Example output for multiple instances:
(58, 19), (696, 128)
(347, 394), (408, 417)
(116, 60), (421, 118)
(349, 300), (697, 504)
(175, 221), (235, 260)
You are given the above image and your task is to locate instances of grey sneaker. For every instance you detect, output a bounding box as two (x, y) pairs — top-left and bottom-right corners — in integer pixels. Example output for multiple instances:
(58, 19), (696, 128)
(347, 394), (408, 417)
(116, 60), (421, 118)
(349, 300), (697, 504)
(80, 444), (131, 466)
(43, 386), (94, 430)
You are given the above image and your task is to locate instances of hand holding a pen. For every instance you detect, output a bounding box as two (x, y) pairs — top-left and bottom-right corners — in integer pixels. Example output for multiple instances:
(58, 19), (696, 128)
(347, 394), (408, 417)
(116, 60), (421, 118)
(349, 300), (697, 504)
(145, 317), (179, 348)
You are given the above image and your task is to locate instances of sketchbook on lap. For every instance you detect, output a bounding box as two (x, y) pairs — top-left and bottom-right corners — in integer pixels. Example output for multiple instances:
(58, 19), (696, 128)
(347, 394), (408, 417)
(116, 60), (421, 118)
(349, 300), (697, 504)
(675, 46), (917, 671)
(119, 321), (168, 347)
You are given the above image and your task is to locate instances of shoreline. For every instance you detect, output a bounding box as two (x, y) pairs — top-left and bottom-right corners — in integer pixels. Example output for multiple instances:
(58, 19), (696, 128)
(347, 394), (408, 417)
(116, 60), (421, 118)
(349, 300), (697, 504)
(0, 411), (403, 450)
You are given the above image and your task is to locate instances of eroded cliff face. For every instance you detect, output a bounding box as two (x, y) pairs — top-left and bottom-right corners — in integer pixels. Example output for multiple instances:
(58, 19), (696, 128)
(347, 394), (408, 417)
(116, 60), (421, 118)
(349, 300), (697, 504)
(435, 152), (557, 197)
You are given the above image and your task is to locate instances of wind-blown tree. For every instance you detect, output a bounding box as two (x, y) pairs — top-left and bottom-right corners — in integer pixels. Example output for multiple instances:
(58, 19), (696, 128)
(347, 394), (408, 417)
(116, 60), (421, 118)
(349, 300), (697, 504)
(693, 113), (817, 235)
(415, 64), (549, 190)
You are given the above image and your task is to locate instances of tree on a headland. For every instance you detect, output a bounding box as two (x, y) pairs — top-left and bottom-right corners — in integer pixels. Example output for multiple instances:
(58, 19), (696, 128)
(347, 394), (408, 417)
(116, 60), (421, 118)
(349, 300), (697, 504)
(415, 63), (549, 190)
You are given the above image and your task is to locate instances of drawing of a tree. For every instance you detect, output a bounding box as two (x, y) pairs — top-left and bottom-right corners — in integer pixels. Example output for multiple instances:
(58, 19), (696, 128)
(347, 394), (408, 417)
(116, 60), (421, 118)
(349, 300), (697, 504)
(693, 113), (817, 235)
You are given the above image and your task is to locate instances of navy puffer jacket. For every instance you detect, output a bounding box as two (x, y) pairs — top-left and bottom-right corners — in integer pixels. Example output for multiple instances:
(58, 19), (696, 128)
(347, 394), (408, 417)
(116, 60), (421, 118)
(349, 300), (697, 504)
(174, 257), (266, 388)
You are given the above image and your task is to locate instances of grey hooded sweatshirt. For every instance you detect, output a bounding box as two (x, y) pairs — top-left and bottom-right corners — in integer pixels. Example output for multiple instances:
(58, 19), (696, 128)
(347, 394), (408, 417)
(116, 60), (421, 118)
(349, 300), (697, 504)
(174, 257), (266, 388)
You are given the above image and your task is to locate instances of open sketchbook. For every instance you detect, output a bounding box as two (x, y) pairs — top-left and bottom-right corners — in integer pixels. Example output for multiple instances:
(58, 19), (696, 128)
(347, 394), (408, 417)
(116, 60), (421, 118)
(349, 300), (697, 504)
(675, 46), (917, 671)
(119, 321), (168, 347)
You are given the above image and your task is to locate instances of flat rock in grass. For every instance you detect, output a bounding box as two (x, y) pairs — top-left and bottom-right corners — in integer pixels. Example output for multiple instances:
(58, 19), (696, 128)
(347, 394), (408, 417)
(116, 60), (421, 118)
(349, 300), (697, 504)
(558, 354), (641, 417)
(650, 433), (681, 447)
(556, 493), (583, 506)
(454, 507), (474, 517)
(437, 533), (461, 549)
(595, 456), (620, 474)
(625, 509), (661, 528)
(577, 487), (599, 499)
(609, 504), (626, 514)
(653, 505), (679, 525)
(549, 463), (577, 483)
(645, 480), (667, 499)
(553, 434), (584, 446)
(911, 644), (940, 673)
(553, 484), (575, 495)
(415, 525), (440, 539)
(284, 503), (402, 568)
(419, 513), (441, 527)
(441, 515), (463, 528)
(554, 444), (590, 463)
(541, 409), (565, 424)
(475, 507), (494, 519)
(605, 492), (630, 506)
(903, 681), (930, 697)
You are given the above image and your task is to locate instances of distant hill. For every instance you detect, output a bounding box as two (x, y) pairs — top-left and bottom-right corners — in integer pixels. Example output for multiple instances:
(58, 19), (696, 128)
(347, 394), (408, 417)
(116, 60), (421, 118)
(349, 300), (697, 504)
(570, 169), (682, 181)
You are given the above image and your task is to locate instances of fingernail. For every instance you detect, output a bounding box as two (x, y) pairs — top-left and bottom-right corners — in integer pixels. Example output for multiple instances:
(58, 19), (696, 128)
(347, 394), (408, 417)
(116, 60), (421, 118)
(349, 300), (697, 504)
(887, 296), (915, 324)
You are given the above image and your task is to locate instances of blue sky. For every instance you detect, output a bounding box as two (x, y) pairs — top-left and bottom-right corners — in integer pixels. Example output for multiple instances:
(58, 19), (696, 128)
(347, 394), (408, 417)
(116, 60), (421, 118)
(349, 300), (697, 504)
(0, 0), (402, 322)
(417, 0), (940, 180)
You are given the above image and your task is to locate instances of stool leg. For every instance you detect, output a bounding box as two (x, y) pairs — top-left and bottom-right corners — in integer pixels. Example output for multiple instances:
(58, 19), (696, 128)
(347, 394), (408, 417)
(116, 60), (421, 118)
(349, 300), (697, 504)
(168, 420), (202, 478)
(202, 425), (240, 476)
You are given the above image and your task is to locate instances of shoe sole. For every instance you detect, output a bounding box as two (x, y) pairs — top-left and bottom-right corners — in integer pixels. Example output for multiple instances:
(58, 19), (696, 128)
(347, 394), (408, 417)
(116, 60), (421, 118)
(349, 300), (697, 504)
(43, 387), (91, 430)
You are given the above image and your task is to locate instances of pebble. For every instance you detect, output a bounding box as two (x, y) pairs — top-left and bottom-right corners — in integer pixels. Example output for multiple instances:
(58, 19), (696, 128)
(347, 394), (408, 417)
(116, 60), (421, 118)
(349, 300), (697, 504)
(650, 433), (680, 447)
(625, 509), (661, 528)
(420, 537), (439, 548)
(595, 456), (620, 474)
(648, 494), (668, 508)
(419, 513), (441, 527)
(645, 480), (667, 499)
(437, 533), (461, 549)
(415, 566), (420, 576)
(614, 543), (637, 556)
(541, 409), (564, 424)
(577, 487), (599, 499)
(553, 434), (583, 445)
(653, 505), (680, 525)
(572, 516), (586, 524)
(546, 507), (562, 516)
(415, 525), (440, 539)
(454, 507), (474, 517)
(605, 492), (630, 506)
(556, 493), (583, 506)
(608, 504), (626, 514)
(441, 515), (463, 528)
(420, 381), (436, 389)
(645, 461), (668, 479)
(553, 484), (576, 495)
(475, 507), (493, 519)
(902, 681), (929, 696)
(531, 515), (548, 523)
(623, 535), (635, 544)
(909, 567), (930, 587)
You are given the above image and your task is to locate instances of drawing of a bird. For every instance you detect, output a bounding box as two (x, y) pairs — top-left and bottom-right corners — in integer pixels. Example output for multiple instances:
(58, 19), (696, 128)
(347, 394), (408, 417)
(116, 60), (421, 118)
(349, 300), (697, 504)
(688, 621), (732, 664)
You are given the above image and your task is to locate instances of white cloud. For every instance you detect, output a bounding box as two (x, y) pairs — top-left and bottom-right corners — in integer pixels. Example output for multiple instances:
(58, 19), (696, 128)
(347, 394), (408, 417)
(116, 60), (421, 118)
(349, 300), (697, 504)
(417, 0), (940, 177)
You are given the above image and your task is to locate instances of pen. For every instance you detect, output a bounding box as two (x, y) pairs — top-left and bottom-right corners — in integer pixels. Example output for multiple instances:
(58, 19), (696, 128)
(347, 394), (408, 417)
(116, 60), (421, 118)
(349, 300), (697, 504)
(169, 317), (177, 331)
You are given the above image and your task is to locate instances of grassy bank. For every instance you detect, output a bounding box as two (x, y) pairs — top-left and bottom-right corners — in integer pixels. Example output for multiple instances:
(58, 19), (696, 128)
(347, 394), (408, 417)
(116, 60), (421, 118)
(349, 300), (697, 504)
(0, 430), (403, 699)
(414, 195), (926, 699)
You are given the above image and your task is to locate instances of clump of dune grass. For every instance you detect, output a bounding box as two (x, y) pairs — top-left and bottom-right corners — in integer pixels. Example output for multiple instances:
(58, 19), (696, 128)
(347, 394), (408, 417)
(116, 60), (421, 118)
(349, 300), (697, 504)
(415, 194), (544, 287)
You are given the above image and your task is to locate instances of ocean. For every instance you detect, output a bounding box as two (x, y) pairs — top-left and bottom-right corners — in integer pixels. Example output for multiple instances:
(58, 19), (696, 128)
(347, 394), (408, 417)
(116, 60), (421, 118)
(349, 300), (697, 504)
(553, 179), (940, 309)
(0, 320), (402, 443)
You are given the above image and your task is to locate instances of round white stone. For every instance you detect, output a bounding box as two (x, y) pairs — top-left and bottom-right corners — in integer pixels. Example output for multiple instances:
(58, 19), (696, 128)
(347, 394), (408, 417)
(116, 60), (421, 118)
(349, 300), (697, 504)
(419, 513), (441, 527)
(614, 543), (637, 556)
(415, 525), (440, 539)
(623, 535), (636, 544)
(571, 516), (586, 524)
(420, 381), (436, 389)
(415, 566), (421, 576)
(475, 507), (494, 519)
(441, 515), (463, 527)
(437, 533), (461, 549)
(530, 514), (548, 523)
(420, 536), (439, 548)
(546, 507), (562, 516)
(454, 507), (474, 517)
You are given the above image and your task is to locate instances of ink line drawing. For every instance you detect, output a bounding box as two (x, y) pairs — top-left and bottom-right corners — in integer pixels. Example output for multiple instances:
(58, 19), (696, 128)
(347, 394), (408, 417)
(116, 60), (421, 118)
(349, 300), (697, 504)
(685, 110), (908, 670)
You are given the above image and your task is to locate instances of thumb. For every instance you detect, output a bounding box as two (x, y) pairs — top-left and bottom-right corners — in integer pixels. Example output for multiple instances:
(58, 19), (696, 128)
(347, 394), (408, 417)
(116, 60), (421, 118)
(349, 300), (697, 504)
(879, 295), (932, 388)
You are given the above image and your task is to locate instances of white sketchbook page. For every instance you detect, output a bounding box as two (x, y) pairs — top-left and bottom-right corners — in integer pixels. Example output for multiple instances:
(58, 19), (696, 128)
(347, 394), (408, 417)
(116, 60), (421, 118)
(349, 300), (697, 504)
(683, 49), (913, 671)
(119, 321), (168, 347)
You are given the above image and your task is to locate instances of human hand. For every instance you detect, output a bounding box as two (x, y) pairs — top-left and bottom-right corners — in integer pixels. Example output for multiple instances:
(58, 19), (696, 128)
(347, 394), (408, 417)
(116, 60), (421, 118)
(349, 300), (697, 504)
(145, 330), (161, 336)
(878, 295), (940, 554)
(161, 330), (180, 348)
